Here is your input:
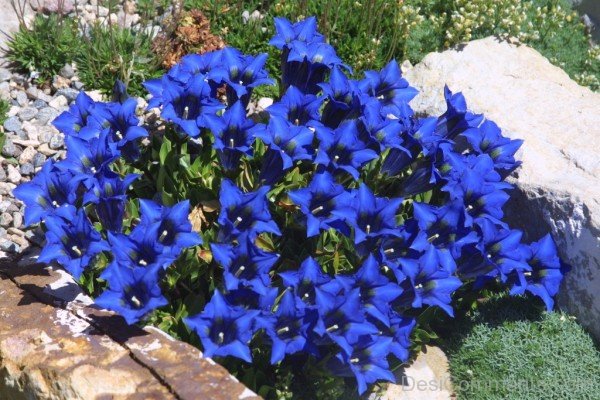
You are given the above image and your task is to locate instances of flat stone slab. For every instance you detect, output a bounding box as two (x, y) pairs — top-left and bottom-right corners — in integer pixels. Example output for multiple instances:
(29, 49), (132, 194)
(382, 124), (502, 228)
(0, 254), (260, 400)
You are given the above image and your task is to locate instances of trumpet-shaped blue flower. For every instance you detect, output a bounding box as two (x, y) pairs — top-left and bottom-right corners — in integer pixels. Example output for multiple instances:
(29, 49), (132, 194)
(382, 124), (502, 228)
(288, 172), (354, 237)
(52, 91), (110, 139)
(257, 291), (310, 364)
(38, 205), (109, 279)
(217, 180), (281, 240)
(332, 335), (395, 395)
(205, 101), (256, 170)
(509, 234), (569, 310)
(358, 60), (418, 117)
(320, 66), (363, 127)
(83, 170), (139, 232)
(211, 233), (279, 293)
(266, 85), (323, 125)
(269, 16), (324, 50)
(185, 290), (259, 362)
(212, 47), (274, 107)
(254, 116), (315, 184)
(279, 257), (333, 305)
(137, 199), (202, 255)
(96, 260), (167, 324)
(345, 184), (403, 245)
(13, 160), (83, 226)
(314, 121), (378, 180)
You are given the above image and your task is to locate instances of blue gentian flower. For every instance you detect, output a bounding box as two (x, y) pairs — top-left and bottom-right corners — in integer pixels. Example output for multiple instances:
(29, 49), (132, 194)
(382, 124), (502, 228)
(96, 261), (167, 324)
(313, 286), (379, 355)
(52, 91), (110, 139)
(38, 205), (109, 279)
(269, 16), (325, 50)
(137, 199), (202, 255)
(83, 170), (139, 232)
(358, 60), (418, 117)
(288, 172), (354, 237)
(257, 291), (310, 364)
(254, 116), (315, 184)
(319, 66), (363, 127)
(104, 98), (149, 160)
(345, 183), (403, 245)
(13, 160), (83, 226)
(279, 257), (333, 304)
(217, 180), (281, 240)
(266, 85), (323, 125)
(349, 254), (403, 325)
(59, 129), (120, 177)
(205, 101), (256, 170)
(333, 335), (395, 395)
(314, 120), (378, 180)
(211, 47), (274, 107)
(433, 86), (483, 140)
(461, 119), (523, 173)
(184, 290), (260, 362)
(400, 244), (462, 316)
(211, 233), (279, 293)
(509, 234), (569, 310)
(387, 313), (416, 362)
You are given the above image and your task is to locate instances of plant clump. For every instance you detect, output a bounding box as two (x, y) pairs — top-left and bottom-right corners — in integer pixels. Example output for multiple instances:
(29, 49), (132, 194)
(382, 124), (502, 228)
(153, 9), (226, 69)
(14, 16), (569, 398)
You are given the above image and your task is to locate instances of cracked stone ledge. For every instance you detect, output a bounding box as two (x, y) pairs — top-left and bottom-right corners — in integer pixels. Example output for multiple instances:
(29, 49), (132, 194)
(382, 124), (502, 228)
(0, 252), (261, 400)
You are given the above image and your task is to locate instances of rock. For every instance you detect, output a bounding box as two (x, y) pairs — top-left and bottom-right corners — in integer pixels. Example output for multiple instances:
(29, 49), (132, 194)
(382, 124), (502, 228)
(36, 107), (60, 125)
(49, 134), (64, 150)
(51, 76), (70, 91)
(38, 125), (55, 143)
(257, 97), (274, 111)
(56, 88), (79, 102)
(405, 36), (600, 340)
(376, 346), (452, 400)
(1, 138), (17, 158)
(32, 98), (47, 109)
(123, 0), (136, 14)
(31, 153), (46, 168)
(97, 5), (109, 17)
(11, 212), (23, 229)
(86, 90), (104, 102)
(0, 212), (13, 227)
(6, 164), (21, 184)
(72, 80), (84, 91)
(18, 146), (37, 164)
(15, 91), (28, 107)
(59, 63), (75, 79)
(0, 263), (261, 400)
(0, 168), (5, 182)
(0, 201), (10, 213)
(0, 182), (16, 196)
(30, 0), (74, 14)
(18, 107), (38, 121)
(20, 162), (34, 176)
(0, 240), (19, 253)
(3, 116), (21, 132)
(0, 68), (11, 82)
(26, 86), (54, 103)
(32, 152), (47, 168)
(37, 143), (57, 157)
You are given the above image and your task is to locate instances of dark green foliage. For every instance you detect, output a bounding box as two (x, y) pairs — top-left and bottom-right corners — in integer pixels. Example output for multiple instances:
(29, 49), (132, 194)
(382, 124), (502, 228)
(187, 0), (599, 89)
(442, 293), (600, 400)
(76, 23), (161, 97)
(0, 99), (9, 151)
(4, 14), (81, 84)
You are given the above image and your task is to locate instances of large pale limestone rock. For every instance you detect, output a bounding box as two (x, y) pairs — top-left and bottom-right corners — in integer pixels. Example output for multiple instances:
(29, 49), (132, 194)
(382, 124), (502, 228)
(0, 254), (260, 400)
(405, 36), (600, 339)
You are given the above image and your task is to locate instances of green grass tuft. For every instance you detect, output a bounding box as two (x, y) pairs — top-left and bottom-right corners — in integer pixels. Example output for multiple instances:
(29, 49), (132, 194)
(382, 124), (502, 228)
(4, 14), (81, 84)
(443, 294), (600, 400)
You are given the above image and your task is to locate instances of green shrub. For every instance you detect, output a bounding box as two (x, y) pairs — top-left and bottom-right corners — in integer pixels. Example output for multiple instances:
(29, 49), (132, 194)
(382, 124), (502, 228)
(443, 294), (600, 400)
(76, 23), (162, 97)
(4, 14), (81, 84)
(189, 0), (599, 90)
